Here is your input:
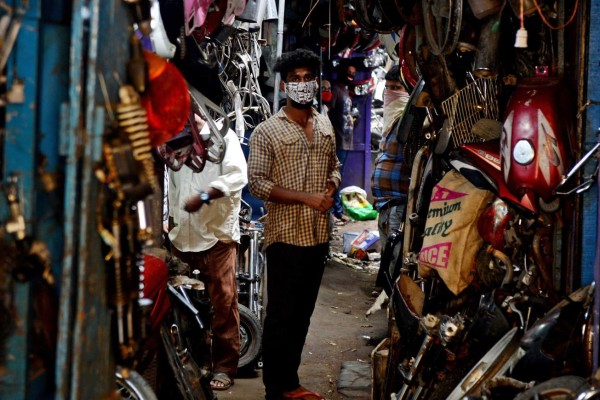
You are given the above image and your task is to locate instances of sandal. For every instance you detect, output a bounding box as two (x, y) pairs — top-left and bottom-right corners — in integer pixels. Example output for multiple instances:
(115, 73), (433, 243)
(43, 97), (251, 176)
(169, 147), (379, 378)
(334, 215), (351, 226)
(210, 372), (233, 391)
(280, 386), (324, 400)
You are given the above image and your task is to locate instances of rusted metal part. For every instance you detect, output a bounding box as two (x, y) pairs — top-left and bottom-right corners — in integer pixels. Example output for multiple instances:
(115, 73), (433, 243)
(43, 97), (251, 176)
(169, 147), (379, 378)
(0, 1), (41, 398)
(56, 1), (132, 399)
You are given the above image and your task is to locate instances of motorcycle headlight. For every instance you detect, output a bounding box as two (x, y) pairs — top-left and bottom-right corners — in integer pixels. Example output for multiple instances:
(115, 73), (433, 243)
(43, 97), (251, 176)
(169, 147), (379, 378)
(513, 139), (535, 165)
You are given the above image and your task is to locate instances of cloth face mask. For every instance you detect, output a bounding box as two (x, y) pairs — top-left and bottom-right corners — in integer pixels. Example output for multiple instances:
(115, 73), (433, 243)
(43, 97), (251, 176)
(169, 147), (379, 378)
(384, 89), (409, 106)
(284, 80), (319, 104)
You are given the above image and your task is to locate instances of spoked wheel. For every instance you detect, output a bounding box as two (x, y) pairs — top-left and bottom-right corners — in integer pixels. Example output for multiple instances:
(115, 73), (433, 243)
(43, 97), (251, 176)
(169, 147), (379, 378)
(422, 0), (462, 55)
(115, 366), (158, 400)
(160, 324), (210, 400)
(238, 304), (263, 370)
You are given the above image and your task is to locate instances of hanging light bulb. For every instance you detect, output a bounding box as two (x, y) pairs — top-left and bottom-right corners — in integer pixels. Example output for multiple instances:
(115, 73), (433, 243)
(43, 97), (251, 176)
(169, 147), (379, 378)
(514, 0), (528, 48)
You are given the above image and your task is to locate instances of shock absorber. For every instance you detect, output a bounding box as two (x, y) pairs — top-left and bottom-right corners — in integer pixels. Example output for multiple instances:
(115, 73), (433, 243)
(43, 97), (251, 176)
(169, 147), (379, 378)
(115, 84), (160, 197)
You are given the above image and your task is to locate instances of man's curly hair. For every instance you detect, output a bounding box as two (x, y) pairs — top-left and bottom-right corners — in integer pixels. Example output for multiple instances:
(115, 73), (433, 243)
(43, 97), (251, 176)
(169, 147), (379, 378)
(274, 49), (321, 82)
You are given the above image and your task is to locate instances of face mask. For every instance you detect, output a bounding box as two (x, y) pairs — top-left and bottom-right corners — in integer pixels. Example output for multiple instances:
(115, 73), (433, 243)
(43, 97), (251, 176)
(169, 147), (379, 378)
(384, 89), (409, 106)
(322, 91), (333, 103)
(284, 80), (318, 105)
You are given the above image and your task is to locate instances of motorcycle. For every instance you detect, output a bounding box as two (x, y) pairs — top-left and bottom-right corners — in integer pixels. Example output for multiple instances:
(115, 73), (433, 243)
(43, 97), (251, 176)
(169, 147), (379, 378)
(445, 131), (600, 400)
(381, 73), (576, 400)
(444, 282), (594, 400)
(127, 252), (216, 400)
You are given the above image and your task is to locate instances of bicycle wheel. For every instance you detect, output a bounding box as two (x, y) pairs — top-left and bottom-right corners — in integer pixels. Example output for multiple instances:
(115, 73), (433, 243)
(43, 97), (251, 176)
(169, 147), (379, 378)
(238, 304), (263, 369)
(116, 366), (158, 400)
(422, 0), (463, 55)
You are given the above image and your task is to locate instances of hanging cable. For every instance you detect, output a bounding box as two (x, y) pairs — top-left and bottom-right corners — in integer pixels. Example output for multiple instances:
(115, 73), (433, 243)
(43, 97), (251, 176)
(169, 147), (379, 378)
(301, 0), (320, 28)
(514, 0), (528, 47)
(521, 0), (525, 29)
(328, 0), (331, 60)
(532, 0), (579, 30)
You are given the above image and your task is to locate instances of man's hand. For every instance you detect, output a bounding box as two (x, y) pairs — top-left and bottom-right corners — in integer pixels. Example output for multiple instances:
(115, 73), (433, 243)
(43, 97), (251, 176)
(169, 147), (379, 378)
(303, 192), (334, 213)
(183, 196), (203, 213)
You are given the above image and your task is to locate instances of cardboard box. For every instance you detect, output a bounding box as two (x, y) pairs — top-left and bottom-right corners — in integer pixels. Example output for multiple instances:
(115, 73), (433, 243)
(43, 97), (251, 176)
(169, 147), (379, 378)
(343, 232), (359, 253)
(349, 229), (380, 259)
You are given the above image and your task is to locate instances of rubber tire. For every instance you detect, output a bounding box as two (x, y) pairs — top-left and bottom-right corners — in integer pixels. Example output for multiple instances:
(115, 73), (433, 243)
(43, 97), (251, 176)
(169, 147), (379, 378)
(422, 0), (463, 55)
(513, 376), (591, 400)
(116, 367), (159, 400)
(160, 325), (209, 400)
(238, 304), (263, 370)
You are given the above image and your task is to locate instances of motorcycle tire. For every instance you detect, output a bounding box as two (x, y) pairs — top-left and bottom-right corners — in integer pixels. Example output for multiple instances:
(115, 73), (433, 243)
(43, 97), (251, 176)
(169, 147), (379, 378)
(238, 304), (263, 370)
(513, 375), (590, 400)
(422, 0), (463, 55)
(160, 324), (210, 400)
(446, 327), (522, 400)
(116, 366), (159, 400)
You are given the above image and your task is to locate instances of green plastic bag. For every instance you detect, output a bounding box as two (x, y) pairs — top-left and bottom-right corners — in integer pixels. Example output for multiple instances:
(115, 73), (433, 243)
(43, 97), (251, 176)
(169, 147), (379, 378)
(340, 186), (378, 221)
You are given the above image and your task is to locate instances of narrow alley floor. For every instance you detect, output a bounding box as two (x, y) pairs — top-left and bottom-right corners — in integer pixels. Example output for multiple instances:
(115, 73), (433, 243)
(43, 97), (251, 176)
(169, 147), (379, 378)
(218, 217), (387, 400)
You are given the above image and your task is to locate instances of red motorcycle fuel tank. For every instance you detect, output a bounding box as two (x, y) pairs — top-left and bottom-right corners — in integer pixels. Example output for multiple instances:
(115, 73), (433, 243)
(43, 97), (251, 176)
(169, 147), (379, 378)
(142, 254), (171, 331)
(500, 78), (573, 212)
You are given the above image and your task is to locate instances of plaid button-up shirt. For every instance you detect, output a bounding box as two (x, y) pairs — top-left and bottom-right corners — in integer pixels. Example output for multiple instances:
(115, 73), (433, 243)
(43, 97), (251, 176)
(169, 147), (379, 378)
(371, 124), (410, 210)
(248, 107), (341, 248)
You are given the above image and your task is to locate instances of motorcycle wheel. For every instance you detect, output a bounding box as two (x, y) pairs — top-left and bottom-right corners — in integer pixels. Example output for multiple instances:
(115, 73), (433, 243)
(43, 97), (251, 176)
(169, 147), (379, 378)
(513, 376), (590, 400)
(116, 366), (158, 400)
(238, 304), (262, 370)
(160, 325), (209, 400)
(446, 327), (522, 400)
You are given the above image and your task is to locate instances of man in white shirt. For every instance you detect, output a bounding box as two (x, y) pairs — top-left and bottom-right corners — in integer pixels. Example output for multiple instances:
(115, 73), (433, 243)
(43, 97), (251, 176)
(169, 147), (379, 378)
(168, 118), (248, 391)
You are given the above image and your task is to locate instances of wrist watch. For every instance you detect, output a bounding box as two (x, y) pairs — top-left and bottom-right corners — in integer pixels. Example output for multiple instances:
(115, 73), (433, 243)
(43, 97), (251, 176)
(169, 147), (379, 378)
(199, 191), (211, 205)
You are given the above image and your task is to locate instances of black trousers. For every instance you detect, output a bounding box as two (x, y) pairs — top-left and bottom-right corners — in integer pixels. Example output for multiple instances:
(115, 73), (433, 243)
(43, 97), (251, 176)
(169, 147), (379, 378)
(262, 242), (328, 400)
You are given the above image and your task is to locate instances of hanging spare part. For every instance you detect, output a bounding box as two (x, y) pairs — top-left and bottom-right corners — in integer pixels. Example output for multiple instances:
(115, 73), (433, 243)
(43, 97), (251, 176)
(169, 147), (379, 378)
(149, 0), (177, 58)
(141, 50), (191, 146)
(422, 0), (463, 55)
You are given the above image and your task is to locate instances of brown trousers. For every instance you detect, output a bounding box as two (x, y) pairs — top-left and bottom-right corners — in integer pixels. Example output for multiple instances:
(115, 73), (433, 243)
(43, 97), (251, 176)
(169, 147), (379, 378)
(172, 241), (240, 375)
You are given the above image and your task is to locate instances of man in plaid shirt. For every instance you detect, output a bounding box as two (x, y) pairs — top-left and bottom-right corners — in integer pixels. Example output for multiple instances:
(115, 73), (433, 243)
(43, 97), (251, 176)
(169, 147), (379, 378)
(371, 66), (411, 285)
(248, 49), (341, 400)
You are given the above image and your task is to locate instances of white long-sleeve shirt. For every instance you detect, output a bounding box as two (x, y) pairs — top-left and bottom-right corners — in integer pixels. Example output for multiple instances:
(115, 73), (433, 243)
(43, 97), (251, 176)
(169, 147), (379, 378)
(168, 128), (248, 252)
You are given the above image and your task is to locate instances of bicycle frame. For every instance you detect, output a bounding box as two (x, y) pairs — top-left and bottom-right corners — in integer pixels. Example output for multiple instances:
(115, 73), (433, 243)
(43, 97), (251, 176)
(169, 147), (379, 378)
(238, 223), (266, 320)
(237, 200), (266, 322)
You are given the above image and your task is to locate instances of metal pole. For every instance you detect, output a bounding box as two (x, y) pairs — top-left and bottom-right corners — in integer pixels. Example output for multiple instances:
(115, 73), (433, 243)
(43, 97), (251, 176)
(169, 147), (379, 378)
(272, 0), (286, 114)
